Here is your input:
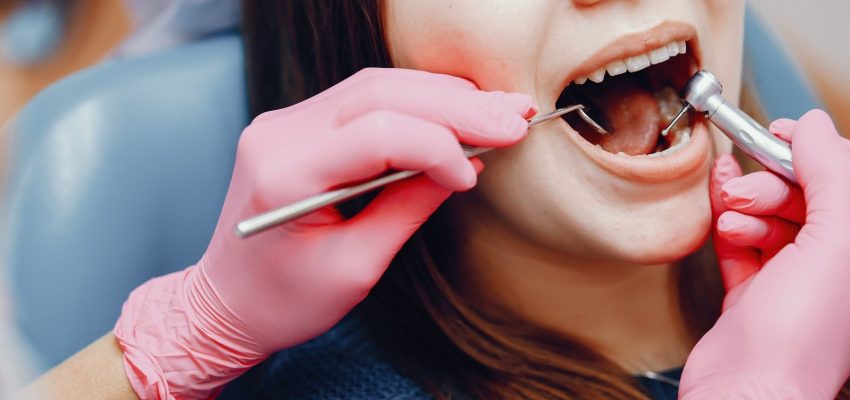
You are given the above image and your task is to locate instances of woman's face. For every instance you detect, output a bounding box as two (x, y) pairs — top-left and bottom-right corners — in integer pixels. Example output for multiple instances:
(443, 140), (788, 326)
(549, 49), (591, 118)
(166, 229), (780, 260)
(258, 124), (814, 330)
(385, 0), (745, 264)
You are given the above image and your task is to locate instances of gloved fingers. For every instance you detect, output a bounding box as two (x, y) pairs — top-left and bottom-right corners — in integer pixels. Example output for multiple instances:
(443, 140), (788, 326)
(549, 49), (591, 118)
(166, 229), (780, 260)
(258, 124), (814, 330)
(720, 171), (806, 224)
(788, 110), (850, 225)
(333, 160), (484, 277)
(348, 67), (478, 90)
(790, 109), (848, 182)
(772, 116), (850, 153)
(716, 244), (760, 307)
(710, 154), (742, 217)
(721, 274), (755, 312)
(252, 68), (480, 124)
(313, 68), (480, 111)
(716, 211), (799, 258)
(335, 76), (536, 148)
(769, 118), (796, 142)
(322, 111), (479, 192)
(711, 154), (762, 295)
(239, 111), (475, 217)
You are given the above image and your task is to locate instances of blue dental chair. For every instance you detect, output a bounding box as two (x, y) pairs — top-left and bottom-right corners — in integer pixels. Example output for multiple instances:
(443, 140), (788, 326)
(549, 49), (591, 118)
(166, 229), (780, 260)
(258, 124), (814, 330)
(2, 33), (247, 369)
(1, 10), (823, 371)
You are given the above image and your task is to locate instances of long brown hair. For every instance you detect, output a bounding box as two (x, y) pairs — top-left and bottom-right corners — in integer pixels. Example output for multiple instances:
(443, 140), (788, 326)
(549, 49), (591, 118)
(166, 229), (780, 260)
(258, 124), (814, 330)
(240, 1), (838, 398)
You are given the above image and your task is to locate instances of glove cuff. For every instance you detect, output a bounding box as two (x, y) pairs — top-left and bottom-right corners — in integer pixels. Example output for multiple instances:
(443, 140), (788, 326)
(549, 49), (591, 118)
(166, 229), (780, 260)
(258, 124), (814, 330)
(114, 265), (267, 399)
(679, 369), (832, 400)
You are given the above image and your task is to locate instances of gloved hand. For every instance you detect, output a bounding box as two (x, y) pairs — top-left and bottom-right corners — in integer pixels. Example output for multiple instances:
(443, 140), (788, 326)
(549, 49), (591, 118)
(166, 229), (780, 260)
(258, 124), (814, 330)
(680, 110), (850, 399)
(114, 67), (536, 399)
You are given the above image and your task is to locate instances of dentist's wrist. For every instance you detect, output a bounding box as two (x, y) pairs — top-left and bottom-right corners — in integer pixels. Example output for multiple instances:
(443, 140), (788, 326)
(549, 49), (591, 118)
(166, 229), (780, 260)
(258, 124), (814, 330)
(114, 264), (267, 399)
(682, 306), (848, 400)
(680, 369), (827, 399)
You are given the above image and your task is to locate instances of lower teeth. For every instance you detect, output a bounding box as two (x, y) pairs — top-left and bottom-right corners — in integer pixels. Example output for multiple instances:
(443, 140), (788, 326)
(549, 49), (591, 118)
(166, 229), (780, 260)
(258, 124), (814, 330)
(648, 128), (691, 158)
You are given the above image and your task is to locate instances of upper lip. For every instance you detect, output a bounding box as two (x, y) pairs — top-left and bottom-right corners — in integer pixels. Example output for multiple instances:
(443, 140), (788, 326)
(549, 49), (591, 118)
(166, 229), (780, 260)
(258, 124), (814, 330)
(561, 21), (701, 90)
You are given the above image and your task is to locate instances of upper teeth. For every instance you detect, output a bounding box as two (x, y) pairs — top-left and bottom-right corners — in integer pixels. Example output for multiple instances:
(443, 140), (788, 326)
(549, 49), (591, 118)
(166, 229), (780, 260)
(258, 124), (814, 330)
(573, 40), (687, 85)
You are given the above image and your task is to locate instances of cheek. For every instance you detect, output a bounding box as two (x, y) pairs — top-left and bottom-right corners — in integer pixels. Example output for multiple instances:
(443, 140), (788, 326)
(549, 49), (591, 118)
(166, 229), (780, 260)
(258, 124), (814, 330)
(385, 0), (547, 92)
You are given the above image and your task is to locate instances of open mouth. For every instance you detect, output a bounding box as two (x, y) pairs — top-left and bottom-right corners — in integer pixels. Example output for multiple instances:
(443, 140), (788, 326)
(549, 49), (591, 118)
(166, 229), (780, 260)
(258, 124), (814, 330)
(556, 39), (697, 158)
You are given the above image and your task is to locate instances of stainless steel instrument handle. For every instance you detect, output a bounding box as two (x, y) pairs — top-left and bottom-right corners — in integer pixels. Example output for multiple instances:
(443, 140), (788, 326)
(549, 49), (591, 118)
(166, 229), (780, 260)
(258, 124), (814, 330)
(235, 105), (589, 238)
(708, 100), (797, 184)
(234, 145), (491, 237)
(681, 70), (796, 184)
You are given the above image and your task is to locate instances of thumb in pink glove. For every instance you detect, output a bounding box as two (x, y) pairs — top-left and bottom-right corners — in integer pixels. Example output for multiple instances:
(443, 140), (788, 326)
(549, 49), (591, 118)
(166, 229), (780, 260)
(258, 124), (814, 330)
(681, 110), (850, 399)
(114, 67), (537, 399)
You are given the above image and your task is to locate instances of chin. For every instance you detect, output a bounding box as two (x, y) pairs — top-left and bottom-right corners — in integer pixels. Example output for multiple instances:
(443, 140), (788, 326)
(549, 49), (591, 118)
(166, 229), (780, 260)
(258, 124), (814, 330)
(615, 220), (711, 266)
(601, 193), (713, 266)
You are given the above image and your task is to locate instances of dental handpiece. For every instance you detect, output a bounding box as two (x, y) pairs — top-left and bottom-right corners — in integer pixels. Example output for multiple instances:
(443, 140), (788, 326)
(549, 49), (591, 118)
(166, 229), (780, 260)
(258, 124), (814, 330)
(235, 104), (609, 238)
(664, 70), (797, 184)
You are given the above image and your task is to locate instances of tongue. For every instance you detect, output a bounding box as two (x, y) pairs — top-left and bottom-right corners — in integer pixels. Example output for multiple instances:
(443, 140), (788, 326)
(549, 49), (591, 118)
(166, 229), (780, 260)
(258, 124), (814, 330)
(580, 73), (661, 155)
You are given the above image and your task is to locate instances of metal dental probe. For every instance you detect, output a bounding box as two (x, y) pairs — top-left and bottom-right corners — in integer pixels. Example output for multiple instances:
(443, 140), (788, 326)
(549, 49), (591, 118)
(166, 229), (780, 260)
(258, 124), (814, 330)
(236, 104), (610, 238)
(662, 70), (797, 184)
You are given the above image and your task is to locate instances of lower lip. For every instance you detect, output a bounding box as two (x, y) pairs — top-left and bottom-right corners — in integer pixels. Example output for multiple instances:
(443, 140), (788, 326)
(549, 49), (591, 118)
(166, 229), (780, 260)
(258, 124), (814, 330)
(553, 118), (711, 183)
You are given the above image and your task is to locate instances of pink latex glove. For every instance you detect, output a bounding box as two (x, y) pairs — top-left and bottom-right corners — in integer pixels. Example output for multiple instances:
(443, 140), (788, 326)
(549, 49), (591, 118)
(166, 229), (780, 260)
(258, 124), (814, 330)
(114, 68), (537, 399)
(680, 110), (850, 399)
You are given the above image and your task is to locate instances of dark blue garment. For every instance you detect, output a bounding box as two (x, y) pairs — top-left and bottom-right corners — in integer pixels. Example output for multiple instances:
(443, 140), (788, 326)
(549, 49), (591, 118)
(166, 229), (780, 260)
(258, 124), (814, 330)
(638, 367), (682, 400)
(220, 314), (682, 399)
(219, 315), (431, 399)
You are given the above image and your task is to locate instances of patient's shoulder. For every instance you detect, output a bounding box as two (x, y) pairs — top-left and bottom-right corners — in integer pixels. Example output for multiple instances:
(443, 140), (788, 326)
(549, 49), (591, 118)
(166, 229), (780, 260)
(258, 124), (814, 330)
(219, 313), (432, 399)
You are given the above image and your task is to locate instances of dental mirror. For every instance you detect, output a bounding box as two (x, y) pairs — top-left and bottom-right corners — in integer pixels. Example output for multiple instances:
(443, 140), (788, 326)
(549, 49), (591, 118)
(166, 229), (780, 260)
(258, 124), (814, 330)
(567, 90), (614, 135)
